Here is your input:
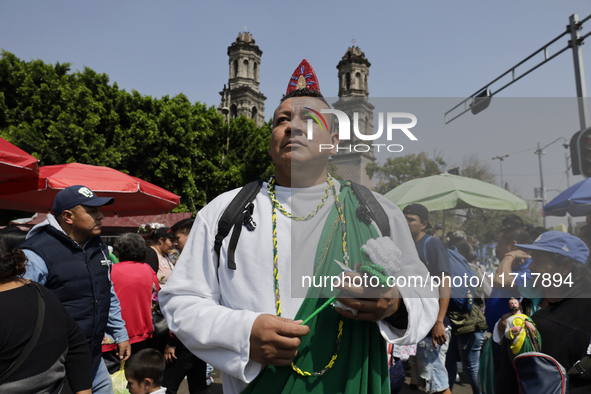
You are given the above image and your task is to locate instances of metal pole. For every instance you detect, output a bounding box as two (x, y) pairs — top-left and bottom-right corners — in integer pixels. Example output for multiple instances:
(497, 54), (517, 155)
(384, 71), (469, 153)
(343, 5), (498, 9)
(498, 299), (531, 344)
(441, 211), (446, 243)
(569, 14), (590, 130)
(536, 142), (546, 228)
(226, 83), (231, 157)
(566, 152), (573, 233)
(226, 117), (230, 155)
(492, 155), (509, 188)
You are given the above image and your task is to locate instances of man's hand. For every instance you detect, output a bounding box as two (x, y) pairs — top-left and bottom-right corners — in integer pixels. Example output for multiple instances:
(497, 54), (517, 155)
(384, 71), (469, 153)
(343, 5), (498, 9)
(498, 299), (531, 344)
(335, 264), (401, 322)
(116, 340), (131, 361)
(431, 320), (447, 348)
(505, 249), (532, 262)
(494, 250), (531, 289)
(510, 326), (522, 335)
(164, 344), (177, 364)
(249, 314), (310, 366)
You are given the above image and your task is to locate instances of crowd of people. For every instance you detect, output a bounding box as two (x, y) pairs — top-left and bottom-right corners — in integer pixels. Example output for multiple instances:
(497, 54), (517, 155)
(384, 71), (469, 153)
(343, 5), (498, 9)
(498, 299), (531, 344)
(2, 58), (591, 394)
(0, 195), (211, 394)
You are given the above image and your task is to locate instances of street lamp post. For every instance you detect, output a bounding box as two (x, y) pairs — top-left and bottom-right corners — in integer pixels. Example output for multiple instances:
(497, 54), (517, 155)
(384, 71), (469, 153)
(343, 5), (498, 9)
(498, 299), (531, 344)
(445, 13), (591, 126)
(221, 84), (231, 161)
(492, 154), (509, 188)
(535, 142), (547, 228)
(535, 137), (569, 228)
(565, 150), (573, 233)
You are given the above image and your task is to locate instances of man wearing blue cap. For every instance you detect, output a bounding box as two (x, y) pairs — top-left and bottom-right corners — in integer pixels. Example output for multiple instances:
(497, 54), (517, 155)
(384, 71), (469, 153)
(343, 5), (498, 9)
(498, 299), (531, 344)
(496, 231), (591, 393)
(20, 185), (131, 394)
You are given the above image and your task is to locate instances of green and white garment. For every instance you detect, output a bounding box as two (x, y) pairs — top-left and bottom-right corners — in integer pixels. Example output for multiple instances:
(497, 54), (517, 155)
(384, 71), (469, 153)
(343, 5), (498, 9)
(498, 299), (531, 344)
(158, 179), (439, 394)
(242, 183), (389, 394)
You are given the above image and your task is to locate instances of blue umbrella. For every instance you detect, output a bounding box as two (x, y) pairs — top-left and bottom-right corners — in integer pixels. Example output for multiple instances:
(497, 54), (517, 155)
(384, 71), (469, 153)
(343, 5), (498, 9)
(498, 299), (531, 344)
(544, 178), (591, 217)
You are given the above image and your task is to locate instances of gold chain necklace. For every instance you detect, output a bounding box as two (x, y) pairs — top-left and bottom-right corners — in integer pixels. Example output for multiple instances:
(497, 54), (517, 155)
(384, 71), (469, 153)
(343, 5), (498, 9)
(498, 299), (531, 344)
(267, 176), (348, 377)
(268, 176), (333, 221)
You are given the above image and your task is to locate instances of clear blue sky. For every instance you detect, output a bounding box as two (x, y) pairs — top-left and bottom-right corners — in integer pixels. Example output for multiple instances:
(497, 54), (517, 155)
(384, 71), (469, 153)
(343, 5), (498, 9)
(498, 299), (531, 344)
(2, 1), (591, 227)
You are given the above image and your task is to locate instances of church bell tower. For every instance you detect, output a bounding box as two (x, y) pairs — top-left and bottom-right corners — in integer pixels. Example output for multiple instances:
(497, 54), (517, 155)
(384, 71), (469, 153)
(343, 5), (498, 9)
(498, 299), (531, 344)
(219, 32), (266, 126)
(331, 46), (375, 189)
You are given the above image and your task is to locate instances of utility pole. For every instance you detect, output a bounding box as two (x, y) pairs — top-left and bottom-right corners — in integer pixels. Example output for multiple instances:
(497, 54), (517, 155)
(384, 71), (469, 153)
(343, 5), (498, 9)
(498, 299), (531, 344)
(221, 84), (232, 161)
(226, 83), (231, 157)
(535, 143), (547, 228)
(492, 154), (509, 188)
(535, 137), (569, 228)
(569, 14), (590, 131)
(565, 151), (573, 233)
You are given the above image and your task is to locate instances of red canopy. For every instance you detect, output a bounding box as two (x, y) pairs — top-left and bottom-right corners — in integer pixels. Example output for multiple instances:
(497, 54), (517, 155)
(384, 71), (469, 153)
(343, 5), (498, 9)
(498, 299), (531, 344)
(10, 212), (192, 235)
(0, 163), (180, 216)
(0, 137), (39, 182)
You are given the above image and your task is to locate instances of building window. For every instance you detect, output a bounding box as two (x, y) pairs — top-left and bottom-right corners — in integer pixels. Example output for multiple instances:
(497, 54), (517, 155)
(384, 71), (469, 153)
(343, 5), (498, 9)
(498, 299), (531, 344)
(356, 72), (362, 90)
(231, 104), (237, 119)
(252, 106), (258, 120)
(233, 59), (238, 78)
(346, 73), (351, 90)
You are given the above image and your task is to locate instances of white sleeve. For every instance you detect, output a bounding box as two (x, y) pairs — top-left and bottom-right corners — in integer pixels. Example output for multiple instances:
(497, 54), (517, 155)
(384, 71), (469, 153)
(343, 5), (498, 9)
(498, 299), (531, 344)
(159, 209), (264, 383)
(373, 193), (440, 345)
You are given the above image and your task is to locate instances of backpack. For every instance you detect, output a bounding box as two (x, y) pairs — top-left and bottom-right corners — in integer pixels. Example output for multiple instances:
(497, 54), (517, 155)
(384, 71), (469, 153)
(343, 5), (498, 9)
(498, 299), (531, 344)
(214, 180), (391, 270)
(423, 236), (475, 314)
(514, 352), (568, 394)
(513, 339), (591, 394)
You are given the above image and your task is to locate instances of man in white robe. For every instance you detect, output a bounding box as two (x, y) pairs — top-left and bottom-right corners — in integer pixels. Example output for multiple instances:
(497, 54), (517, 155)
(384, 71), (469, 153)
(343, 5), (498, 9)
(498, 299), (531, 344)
(160, 60), (439, 394)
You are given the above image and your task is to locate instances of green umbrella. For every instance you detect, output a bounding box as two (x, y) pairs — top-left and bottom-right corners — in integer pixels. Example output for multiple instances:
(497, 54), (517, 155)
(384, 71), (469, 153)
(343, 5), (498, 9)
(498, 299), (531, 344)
(384, 172), (527, 211)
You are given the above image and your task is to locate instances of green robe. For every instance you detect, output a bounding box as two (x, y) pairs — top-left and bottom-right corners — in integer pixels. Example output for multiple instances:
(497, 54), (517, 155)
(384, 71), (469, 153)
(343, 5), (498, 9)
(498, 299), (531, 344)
(242, 184), (390, 394)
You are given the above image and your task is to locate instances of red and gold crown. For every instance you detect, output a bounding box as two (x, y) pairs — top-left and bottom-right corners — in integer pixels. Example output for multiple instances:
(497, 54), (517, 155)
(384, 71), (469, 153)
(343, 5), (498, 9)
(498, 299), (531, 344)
(285, 59), (321, 96)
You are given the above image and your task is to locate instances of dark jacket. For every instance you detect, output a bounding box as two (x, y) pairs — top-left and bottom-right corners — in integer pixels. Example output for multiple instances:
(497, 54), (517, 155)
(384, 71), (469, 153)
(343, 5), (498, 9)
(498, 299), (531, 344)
(20, 226), (113, 373)
(534, 297), (591, 393)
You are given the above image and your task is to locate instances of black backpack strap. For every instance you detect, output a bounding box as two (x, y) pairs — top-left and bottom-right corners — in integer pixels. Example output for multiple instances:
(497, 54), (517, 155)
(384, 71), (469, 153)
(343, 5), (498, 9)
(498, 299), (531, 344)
(568, 338), (591, 375)
(569, 356), (591, 376)
(214, 180), (263, 270)
(0, 282), (45, 384)
(349, 182), (390, 237)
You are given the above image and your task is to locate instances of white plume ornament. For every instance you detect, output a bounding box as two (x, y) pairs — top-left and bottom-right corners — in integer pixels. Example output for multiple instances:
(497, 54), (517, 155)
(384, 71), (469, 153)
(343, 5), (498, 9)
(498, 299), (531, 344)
(333, 237), (403, 315)
(361, 237), (402, 276)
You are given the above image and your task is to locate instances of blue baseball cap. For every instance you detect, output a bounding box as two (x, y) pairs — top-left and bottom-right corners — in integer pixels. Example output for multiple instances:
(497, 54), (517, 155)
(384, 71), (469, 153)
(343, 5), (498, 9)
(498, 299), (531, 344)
(52, 185), (114, 217)
(515, 231), (589, 265)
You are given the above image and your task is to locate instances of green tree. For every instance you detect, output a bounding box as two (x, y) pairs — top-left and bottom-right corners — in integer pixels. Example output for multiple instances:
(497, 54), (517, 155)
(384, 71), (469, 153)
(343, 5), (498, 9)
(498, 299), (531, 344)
(0, 51), (123, 167)
(366, 151), (446, 194)
(0, 51), (275, 215)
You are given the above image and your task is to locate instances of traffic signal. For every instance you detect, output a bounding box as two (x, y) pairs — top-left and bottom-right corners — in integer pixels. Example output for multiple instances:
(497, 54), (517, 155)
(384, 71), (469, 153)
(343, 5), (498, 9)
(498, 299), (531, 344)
(447, 167), (461, 175)
(571, 127), (591, 177)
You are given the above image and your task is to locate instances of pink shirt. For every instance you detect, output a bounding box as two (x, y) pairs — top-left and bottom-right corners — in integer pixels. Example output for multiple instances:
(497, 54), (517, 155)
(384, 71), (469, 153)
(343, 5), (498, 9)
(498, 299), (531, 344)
(103, 261), (160, 351)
